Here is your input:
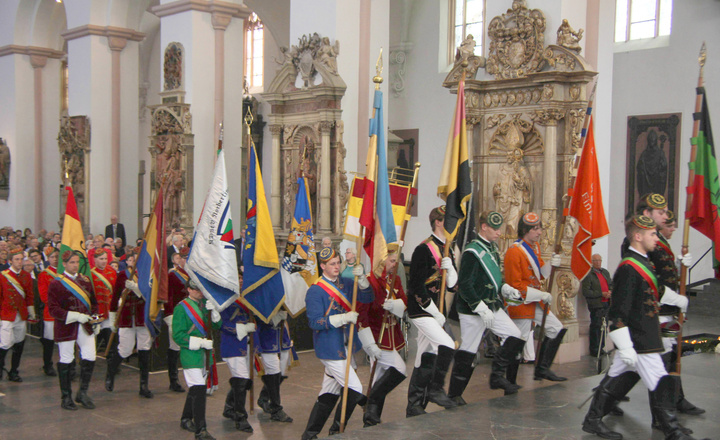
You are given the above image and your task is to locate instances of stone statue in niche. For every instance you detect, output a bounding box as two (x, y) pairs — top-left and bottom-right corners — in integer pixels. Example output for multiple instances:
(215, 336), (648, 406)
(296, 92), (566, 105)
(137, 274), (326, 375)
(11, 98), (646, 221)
(0, 138), (10, 200)
(493, 147), (533, 254)
(556, 19), (583, 53)
(456, 34), (476, 62)
(164, 42), (183, 91)
(636, 129), (668, 199)
(556, 272), (577, 320)
(155, 134), (184, 228)
(58, 115), (91, 205)
(318, 37), (340, 74)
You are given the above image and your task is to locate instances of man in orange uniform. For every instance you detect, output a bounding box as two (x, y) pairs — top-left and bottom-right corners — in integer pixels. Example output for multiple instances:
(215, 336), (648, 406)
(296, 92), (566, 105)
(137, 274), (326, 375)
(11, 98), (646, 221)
(504, 212), (566, 383)
(38, 248), (61, 376)
(0, 246), (35, 381)
(90, 249), (117, 352)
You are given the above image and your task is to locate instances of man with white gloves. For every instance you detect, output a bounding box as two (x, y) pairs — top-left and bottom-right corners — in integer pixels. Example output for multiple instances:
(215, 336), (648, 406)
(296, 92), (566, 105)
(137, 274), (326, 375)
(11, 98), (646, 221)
(504, 212), (566, 383)
(582, 215), (707, 440)
(357, 244), (409, 427)
(165, 247), (191, 392)
(405, 206), (459, 417)
(449, 211), (526, 403)
(173, 279), (222, 440)
(301, 247), (374, 440)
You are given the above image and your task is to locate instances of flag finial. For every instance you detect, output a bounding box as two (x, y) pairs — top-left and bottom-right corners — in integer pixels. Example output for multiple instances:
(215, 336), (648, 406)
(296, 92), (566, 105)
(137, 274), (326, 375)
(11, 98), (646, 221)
(244, 108), (254, 135)
(373, 48), (383, 90)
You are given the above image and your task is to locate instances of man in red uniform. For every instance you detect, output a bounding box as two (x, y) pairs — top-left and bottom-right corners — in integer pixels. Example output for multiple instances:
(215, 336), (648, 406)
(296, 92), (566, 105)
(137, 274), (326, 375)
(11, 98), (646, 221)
(47, 251), (99, 410)
(0, 246), (35, 381)
(357, 244), (408, 427)
(38, 248), (61, 376)
(165, 246), (190, 392)
(91, 248), (117, 352)
(105, 248), (153, 398)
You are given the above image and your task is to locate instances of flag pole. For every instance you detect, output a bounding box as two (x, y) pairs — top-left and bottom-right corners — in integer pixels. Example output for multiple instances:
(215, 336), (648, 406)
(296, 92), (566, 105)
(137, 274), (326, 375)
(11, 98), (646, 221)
(677, 42), (707, 374)
(339, 49), (383, 434)
(243, 111), (257, 411)
(536, 80), (598, 364)
(365, 162), (420, 404)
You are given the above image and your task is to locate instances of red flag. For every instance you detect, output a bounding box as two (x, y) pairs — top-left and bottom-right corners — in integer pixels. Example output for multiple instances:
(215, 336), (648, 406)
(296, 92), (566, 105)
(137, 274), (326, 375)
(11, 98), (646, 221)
(567, 116), (609, 280)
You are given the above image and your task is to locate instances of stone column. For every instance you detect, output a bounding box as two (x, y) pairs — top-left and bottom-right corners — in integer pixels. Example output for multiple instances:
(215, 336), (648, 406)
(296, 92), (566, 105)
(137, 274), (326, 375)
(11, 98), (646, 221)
(30, 54), (47, 231)
(211, 12), (231, 140)
(319, 121), (332, 232)
(108, 35), (127, 217)
(269, 125), (283, 228)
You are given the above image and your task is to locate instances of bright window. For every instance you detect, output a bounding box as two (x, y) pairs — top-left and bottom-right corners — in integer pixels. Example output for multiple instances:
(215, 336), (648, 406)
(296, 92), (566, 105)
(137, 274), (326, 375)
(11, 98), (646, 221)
(450, 0), (484, 63)
(615, 0), (673, 42)
(245, 13), (263, 88)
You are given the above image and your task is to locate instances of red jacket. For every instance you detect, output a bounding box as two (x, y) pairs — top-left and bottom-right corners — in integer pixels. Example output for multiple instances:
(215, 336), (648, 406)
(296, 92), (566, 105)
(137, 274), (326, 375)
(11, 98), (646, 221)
(91, 266), (117, 319)
(110, 269), (145, 328)
(358, 270), (408, 351)
(0, 268), (34, 321)
(165, 267), (189, 315)
(47, 273), (97, 342)
(38, 266), (59, 321)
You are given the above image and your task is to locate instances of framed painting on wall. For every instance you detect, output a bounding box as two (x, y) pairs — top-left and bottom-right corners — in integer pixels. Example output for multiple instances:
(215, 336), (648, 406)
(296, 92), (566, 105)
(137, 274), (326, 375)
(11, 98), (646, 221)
(625, 113), (682, 216)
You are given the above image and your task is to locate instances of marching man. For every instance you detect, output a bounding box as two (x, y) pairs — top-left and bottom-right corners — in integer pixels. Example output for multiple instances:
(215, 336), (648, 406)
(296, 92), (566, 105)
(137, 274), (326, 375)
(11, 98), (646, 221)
(0, 246), (35, 382)
(166, 247), (191, 393)
(37, 248), (60, 376)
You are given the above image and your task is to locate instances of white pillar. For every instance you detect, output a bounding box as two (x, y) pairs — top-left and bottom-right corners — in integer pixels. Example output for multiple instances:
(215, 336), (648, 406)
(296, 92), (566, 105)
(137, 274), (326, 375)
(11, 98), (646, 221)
(270, 125), (283, 227)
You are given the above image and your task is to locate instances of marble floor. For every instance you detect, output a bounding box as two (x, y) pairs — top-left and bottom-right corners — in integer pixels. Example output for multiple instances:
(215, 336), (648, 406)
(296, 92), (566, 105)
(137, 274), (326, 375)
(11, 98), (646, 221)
(1, 308), (717, 440)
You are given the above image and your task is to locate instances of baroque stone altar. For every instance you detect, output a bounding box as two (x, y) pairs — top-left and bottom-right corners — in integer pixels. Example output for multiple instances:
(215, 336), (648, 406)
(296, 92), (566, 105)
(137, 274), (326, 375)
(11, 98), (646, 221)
(58, 115), (91, 229)
(444, 0), (596, 361)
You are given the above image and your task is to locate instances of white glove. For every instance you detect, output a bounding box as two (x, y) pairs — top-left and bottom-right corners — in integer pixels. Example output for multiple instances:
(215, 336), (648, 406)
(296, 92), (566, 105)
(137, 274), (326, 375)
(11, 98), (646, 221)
(358, 327), (382, 361)
(660, 287), (689, 314)
(421, 301), (446, 327)
(473, 301), (495, 328)
(609, 327), (637, 367)
(205, 301), (215, 311)
(66, 311), (91, 324)
(93, 324), (101, 335)
(271, 310), (288, 327)
(352, 265), (369, 289)
(328, 311), (359, 328)
(210, 309), (221, 323)
(27, 306), (36, 321)
(200, 338), (214, 350)
(244, 323), (256, 333)
(525, 287), (552, 305)
(501, 284), (523, 303)
(441, 257), (458, 288)
(109, 312), (117, 331)
(235, 322), (251, 341)
(125, 280), (143, 298)
(382, 298), (406, 318)
(680, 253), (693, 268)
(550, 253), (562, 267)
(189, 336), (205, 350)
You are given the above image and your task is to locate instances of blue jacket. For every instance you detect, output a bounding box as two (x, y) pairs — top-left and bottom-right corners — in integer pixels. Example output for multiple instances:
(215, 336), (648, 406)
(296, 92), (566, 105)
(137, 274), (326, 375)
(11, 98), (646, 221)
(254, 319), (292, 353)
(305, 275), (374, 360)
(219, 301), (252, 358)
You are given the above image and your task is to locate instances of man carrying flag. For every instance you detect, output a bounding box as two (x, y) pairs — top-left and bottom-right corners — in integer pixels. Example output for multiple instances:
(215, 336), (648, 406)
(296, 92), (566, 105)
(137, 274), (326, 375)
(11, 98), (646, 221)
(165, 246), (191, 393)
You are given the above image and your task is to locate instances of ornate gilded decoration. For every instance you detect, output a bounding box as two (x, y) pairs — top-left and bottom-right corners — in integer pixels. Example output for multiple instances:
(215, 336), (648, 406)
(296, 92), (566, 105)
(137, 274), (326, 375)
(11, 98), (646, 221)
(539, 208), (557, 255)
(273, 33), (342, 90)
(163, 42), (183, 91)
(489, 116), (544, 157)
(486, 0), (547, 79)
(482, 88), (543, 108)
(530, 108), (565, 126)
(485, 114), (507, 130)
(556, 19), (583, 53)
(556, 272), (578, 320)
(58, 115), (91, 224)
(567, 107), (587, 154)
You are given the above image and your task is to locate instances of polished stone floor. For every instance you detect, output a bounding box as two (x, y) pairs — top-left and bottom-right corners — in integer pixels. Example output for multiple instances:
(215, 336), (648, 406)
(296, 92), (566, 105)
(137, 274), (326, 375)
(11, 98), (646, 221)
(1, 308), (717, 440)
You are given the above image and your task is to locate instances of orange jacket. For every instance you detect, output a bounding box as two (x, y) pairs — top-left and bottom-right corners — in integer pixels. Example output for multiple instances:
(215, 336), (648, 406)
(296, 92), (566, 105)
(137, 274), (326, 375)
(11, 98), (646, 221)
(503, 240), (545, 320)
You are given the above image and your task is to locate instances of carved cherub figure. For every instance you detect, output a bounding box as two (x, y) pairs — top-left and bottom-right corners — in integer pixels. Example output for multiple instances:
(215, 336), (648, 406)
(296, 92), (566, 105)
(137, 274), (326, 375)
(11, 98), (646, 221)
(556, 19), (583, 52)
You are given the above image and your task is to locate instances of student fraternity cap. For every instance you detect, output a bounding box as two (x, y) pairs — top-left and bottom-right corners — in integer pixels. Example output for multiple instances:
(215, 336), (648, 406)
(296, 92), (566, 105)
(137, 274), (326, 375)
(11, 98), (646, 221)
(185, 278), (201, 291)
(633, 215), (657, 230)
(487, 211), (504, 230)
(521, 212), (541, 226)
(318, 247), (337, 263)
(8, 246), (24, 257)
(644, 193), (667, 210)
(93, 248), (107, 257)
(61, 250), (76, 262)
(665, 210), (676, 225)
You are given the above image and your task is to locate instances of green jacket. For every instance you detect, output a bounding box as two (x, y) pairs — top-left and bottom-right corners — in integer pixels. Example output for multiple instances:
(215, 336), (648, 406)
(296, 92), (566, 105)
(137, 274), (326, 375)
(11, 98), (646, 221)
(172, 297), (221, 369)
(457, 238), (505, 314)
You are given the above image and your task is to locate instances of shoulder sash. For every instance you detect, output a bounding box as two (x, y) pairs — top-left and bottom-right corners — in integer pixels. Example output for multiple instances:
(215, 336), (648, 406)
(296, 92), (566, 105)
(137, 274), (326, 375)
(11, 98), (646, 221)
(172, 269), (190, 284)
(656, 236), (675, 261)
(1, 270), (26, 299)
(180, 299), (208, 337)
(91, 268), (112, 291)
(58, 274), (92, 311)
(620, 256), (659, 300)
(316, 278), (351, 312)
(465, 240), (503, 292)
(42, 267), (60, 280)
(514, 239), (542, 280)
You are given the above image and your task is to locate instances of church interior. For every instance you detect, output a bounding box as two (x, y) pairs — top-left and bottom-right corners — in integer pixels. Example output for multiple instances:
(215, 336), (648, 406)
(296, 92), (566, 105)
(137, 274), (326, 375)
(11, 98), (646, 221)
(1, 0), (720, 439)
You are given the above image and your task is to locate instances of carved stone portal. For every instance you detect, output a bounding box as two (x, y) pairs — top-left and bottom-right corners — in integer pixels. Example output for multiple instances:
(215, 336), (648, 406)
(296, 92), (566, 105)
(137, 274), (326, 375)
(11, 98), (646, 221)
(263, 33), (348, 243)
(58, 115), (91, 228)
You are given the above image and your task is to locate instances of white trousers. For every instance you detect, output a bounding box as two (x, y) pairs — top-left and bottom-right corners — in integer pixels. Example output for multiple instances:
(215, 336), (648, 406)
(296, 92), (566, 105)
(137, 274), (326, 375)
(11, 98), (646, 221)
(224, 355), (250, 379)
(261, 350), (291, 376)
(607, 351), (667, 392)
(319, 357), (363, 395)
(513, 305), (564, 341)
(166, 318), (180, 351)
(99, 319), (113, 331)
(58, 326), (96, 362)
(43, 320), (54, 340)
(118, 326), (152, 358)
(523, 335), (536, 361)
(412, 316), (455, 368)
(0, 316), (26, 349)
(372, 349), (407, 386)
(183, 367), (207, 386)
(457, 309), (523, 353)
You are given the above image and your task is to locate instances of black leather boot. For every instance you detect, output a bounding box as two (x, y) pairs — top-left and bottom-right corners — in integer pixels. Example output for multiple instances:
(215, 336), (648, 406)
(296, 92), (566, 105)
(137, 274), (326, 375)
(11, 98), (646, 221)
(167, 349), (185, 392)
(0, 347), (7, 380)
(41, 338), (57, 376)
(364, 367), (406, 427)
(534, 328), (567, 381)
(230, 377), (253, 432)
(75, 359), (96, 409)
(425, 345), (458, 408)
(447, 350), (475, 405)
(7, 341), (24, 382)
(138, 350), (153, 398)
(406, 352), (435, 417)
(489, 336), (525, 395)
(263, 372), (293, 422)
(328, 389), (367, 435)
(676, 379), (705, 415)
(69, 358), (77, 381)
(57, 362), (77, 410)
(301, 393), (339, 440)
(181, 386), (196, 432)
(189, 385), (214, 439)
(582, 375), (625, 439)
(650, 375), (710, 440)
(258, 378), (272, 413)
(105, 352), (124, 391)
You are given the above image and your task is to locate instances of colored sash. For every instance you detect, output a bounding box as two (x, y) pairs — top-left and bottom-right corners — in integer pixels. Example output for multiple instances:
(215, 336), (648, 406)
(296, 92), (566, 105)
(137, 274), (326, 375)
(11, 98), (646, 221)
(58, 274), (92, 312)
(423, 237), (443, 284)
(316, 277), (351, 312)
(180, 299), (208, 337)
(172, 269), (190, 284)
(656, 236), (675, 261)
(125, 268), (137, 282)
(1, 270), (26, 299)
(515, 239), (542, 281)
(91, 268), (112, 291)
(465, 239), (503, 292)
(43, 267), (60, 280)
(620, 256), (659, 300)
